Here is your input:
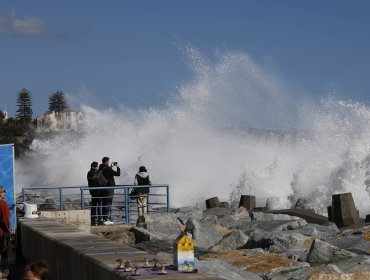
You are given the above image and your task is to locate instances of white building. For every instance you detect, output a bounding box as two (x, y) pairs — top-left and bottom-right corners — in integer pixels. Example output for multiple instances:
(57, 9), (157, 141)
(36, 109), (83, 132)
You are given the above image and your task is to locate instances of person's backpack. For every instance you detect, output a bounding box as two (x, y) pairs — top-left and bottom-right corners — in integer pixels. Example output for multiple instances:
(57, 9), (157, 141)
(130, 188), (138, 200)
(97, 169), (108, 186)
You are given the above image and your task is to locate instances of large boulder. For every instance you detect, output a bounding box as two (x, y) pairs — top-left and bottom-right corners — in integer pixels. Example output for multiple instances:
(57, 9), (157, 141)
(307, 239), (357, 266)
(269, 232), (314, 261)
(196, 258), (263, 280)
(144, 213), (182, 236)
(251, 212), (301, 221)
(238, 219), (307, 235)
(325, 226), (370, 255)
(244, 231), (314, 262)
(175, 206), (203, 224)
(210, 230), (249, 252)
(203, 207), (230, 218)
(292, 222), (340, 240)
(129, 226), (172, 243)
(185, 218), (224, 249)
(200, 215), (219, 225)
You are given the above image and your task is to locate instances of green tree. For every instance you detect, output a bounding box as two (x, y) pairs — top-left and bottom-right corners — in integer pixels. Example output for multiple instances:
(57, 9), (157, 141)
(16, 88), (33, 125)
(48, 90), (69, 112)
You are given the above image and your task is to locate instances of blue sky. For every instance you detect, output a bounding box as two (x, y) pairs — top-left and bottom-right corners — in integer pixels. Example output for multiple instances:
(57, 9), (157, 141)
(1, 0), (370, 117)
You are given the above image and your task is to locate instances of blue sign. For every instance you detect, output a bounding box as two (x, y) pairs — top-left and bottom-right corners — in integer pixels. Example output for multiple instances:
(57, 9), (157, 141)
(0, 144), (16, 231)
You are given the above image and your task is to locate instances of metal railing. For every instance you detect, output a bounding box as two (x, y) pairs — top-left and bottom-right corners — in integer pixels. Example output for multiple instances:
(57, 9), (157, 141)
(21, 184), (170, 224)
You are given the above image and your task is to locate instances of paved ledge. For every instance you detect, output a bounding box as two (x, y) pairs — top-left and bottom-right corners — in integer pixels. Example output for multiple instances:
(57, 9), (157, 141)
(18, 217), (223, 280)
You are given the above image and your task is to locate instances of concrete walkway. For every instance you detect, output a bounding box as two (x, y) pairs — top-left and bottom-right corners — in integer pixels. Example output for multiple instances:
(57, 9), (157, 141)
(18, 217), (223, 280)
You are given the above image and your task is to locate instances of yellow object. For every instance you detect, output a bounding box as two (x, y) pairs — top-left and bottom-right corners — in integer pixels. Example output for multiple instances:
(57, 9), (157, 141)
(174, 232), (195, 272)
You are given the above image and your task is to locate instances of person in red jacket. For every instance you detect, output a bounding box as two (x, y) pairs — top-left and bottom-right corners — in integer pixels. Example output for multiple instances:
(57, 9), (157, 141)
(0, 186), (11, 278)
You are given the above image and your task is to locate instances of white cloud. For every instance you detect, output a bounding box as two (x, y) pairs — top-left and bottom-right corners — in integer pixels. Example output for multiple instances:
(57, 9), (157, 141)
(0, 7), (46, 36)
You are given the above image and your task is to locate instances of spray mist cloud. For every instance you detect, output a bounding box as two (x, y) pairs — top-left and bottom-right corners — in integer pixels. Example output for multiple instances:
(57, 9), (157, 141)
(16, 49), (370, 215)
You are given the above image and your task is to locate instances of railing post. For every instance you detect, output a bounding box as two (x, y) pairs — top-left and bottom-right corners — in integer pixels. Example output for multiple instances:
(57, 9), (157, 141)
(22, 188), (25, 202)
(81, 188), (85, 210)
(147, 186), (150, 213)
(166, 185), (169, 213)
(124, 187), (129, 224)
(59, 188), (63, 210)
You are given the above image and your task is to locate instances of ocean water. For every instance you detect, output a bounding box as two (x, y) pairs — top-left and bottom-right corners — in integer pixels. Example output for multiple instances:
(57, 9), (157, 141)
(16, 49), (370, 216)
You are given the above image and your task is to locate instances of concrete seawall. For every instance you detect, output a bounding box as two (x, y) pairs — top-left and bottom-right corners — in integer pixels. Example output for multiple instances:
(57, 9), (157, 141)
(18, 217), (222, 280)
(19, 217), (125, 280)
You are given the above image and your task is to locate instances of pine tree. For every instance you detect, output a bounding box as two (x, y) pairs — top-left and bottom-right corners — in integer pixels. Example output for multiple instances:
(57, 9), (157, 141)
(16, 88), (33, 125)
(48, 90), (69, 112)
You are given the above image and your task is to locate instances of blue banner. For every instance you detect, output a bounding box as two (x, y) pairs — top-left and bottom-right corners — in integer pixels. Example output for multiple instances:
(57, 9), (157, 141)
(0, 144), (16, 231)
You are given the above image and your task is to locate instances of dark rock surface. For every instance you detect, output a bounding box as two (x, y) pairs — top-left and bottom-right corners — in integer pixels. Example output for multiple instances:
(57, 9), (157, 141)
(89, 205), (370, 279)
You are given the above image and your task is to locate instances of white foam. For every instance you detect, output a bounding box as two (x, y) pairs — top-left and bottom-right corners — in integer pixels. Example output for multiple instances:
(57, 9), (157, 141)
(15, 49), (370, 216)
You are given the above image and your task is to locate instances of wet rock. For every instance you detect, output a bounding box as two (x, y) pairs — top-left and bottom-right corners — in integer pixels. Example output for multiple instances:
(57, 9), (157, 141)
(251, 212), (301, 221)
(203, 207), (230, 218)
(129, 226), (173, 243)
(175, 206), (203, 223)
(185, 218), (224, 249)
(307, 271), (370, 280)
(323, 225), (370, 255)
(218, 207), (251, 228)
(210, 230), (249, 252)
(200, 215), (219, 225)
(219, 202), (230, 208)
(196, 258), (262, 280)
(263, 261), (311, 279)
(144, 213), (182, 236)
(238, 219), (307, 235)
(307, 239), (357, 266)
(268, 232), (314, 256)
(327, 255), (370, 273)
(291, 222), (340, 240)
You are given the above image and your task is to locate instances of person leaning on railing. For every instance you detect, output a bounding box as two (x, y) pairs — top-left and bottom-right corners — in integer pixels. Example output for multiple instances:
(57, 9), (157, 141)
(87, 161), (102, 226)
(132, 166), (151, 216)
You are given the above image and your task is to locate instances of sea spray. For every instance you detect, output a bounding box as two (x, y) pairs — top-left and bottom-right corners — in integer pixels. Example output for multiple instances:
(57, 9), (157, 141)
(15, 49), (370, 216)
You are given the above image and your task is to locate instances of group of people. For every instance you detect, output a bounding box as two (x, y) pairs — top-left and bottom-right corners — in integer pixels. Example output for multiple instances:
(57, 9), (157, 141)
(87, 156), (151, 226)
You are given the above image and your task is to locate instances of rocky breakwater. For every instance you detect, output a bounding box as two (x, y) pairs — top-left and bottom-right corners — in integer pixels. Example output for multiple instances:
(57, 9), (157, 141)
(120, 196), (370, 280)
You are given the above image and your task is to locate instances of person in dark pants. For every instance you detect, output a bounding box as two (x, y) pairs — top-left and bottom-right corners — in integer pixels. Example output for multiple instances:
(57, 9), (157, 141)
(99, 157), (120, 225)
(87, 161), (102, 226)
(0, 186), (11, 278)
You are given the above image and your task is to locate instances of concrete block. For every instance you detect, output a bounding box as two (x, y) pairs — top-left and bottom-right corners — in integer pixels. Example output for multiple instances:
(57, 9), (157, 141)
(206, 197), (220, 209)
(41, 210), (90, 232)
(267, 209), (328, 225)
(327, 206), (333, 222)
(332, 193), (360, 228)
(366, 214), (370, 223)
(239, 195), (256, 211)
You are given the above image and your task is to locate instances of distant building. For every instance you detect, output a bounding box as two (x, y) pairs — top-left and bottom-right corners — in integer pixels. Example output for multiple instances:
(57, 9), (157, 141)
(36, 109), (83, 132)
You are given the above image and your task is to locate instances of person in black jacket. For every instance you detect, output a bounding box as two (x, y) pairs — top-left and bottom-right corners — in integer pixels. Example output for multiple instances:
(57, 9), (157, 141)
(99, 156), (120, 225)
(87, 161), (101, 226)
(132, 166), (151, 215)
